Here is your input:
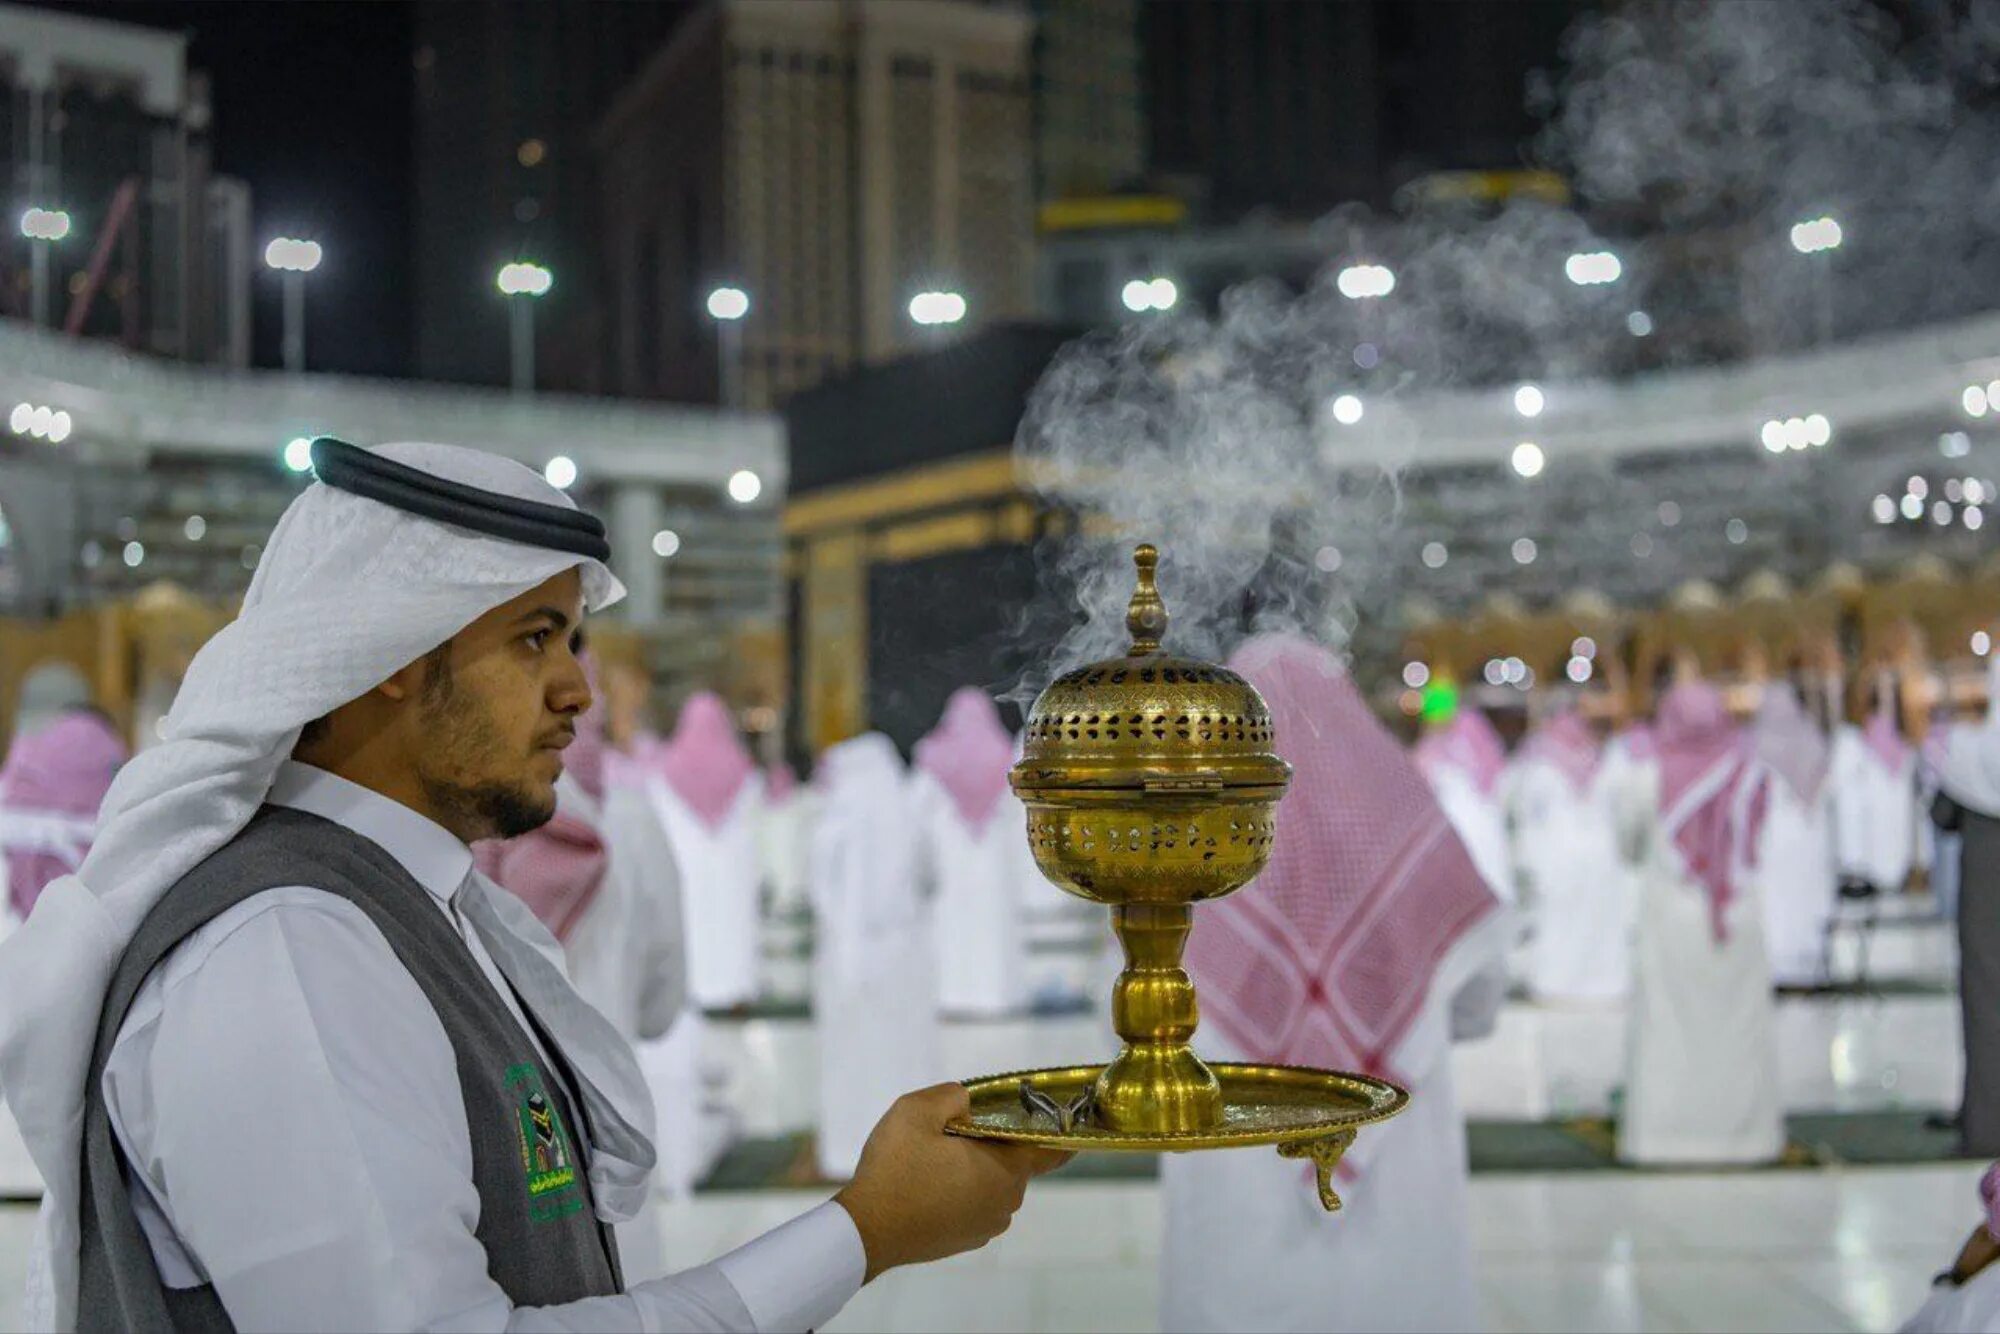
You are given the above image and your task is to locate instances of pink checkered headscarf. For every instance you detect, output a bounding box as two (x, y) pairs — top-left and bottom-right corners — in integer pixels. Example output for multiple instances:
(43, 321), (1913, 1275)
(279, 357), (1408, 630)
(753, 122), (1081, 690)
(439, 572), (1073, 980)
(1751, 684), (1831, 804)
(1861, 707), (1910, 774)
(1517, 712), (1600, 793)
(1414, 706), (1506, 796)
(653, 692), (757, 830)
(913, 687), (1014, 833)
(0, 711), (129, 920)
(1656, 682), (1769, 943)
(1185, 635), (1500, 1095)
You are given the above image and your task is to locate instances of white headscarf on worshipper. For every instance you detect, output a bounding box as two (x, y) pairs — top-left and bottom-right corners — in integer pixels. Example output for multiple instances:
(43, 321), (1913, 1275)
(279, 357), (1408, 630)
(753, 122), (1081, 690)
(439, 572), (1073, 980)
(0, 441), (657, 1332)
(1941, 655), (2000, 819)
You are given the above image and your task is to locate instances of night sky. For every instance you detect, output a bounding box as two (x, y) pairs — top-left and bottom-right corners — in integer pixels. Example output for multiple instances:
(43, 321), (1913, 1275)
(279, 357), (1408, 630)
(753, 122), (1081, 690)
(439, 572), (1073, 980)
(36, 1), (416, 376)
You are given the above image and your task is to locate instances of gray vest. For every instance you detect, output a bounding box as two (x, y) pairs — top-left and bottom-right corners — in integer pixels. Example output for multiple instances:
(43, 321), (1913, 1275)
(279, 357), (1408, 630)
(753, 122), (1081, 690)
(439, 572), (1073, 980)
(76, 806), (623, 1332)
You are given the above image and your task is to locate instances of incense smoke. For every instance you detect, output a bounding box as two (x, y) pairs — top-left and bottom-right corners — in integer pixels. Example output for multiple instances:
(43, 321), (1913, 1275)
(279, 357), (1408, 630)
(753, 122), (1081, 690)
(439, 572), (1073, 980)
(1012, 0), (2000, 699)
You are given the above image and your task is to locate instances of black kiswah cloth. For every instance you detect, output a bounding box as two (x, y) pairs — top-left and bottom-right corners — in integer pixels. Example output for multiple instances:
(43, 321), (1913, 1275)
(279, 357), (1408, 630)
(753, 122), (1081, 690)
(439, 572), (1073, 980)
(309, 437), (612, 563)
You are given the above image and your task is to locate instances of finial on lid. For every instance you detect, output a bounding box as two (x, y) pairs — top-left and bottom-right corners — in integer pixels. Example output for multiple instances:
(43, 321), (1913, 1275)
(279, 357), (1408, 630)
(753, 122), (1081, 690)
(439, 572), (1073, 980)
(1126, 543), (1168, 656)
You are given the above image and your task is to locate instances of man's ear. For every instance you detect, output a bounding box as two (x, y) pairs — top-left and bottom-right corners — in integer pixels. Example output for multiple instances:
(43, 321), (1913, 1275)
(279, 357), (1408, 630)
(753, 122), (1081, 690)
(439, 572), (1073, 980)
(375, 655), (433, 703)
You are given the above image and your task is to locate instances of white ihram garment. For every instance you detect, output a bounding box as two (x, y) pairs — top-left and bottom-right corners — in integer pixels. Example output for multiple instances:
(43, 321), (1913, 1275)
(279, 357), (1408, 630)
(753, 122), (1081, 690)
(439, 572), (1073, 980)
(1751, 777), (1839, 988)
(758, 788), (813, 918)
(913, 770), (1028, 1018)
(1511, 757), (1632, 1003)
(1160, 916), (1508, 1334)
(1831, 724), (1918, 891)
(649, 777), (765, 1011)
(1612, 758), (1785, 1165)
(102, 762), (861, 1331)
(810, 736), (940, 1177)
(1431, 768), (1516, 906)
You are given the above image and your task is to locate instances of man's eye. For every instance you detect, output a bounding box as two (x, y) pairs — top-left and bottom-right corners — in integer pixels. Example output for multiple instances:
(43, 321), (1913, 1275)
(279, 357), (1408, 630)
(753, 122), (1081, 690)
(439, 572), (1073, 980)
(526, 630), (550, 651)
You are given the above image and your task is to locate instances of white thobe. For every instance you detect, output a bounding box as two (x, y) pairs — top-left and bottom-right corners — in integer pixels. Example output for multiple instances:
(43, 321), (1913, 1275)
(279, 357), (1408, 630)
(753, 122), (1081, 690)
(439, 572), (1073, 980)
(1904, 1262), (2000, 1332)
(101, 762), (863, 1332)
(809, 772), (940, 1179)
(757, 789), (813, 919)
(1610, 760), (1785, 1165)
(1509, 758), (1632, 1004)
(648, 777), (765, 1011)
(1751, 778), (1839, 988)
(912, 773), (1028, 1018)
(1159, 913), (1509, 1333)
(1831, 726), (1919, 892)
(1430, 768), (1515, 906)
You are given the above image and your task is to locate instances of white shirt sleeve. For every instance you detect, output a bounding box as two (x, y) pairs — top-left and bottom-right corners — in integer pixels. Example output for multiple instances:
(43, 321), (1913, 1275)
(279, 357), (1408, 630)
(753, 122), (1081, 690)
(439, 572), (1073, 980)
(102, 889), (863, 1333)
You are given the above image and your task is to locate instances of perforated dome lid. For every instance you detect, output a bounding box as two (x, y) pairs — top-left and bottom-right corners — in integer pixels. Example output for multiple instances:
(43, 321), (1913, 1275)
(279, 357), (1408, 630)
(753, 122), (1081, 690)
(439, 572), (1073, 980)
(1011, 545), (1292, 797)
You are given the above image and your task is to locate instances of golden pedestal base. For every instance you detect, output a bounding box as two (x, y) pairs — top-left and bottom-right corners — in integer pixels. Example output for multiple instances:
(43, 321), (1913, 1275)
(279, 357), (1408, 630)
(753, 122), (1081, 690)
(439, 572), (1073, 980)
(947, 1063), (1408, 1211)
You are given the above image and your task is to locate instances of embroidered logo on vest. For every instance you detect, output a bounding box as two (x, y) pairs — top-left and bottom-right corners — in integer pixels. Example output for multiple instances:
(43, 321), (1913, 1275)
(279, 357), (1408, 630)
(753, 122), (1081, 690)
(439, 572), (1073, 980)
(506, 1062), (585, 1222)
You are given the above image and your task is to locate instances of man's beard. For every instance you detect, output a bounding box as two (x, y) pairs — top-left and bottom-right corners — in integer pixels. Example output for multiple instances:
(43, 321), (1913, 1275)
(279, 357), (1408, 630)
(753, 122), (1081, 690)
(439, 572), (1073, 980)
(421, 775), (554, 841)
(414, 648), (555, 842)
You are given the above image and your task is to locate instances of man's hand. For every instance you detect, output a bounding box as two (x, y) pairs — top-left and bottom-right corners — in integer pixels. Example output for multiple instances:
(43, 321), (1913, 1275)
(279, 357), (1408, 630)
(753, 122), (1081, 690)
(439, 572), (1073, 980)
(833, 1083), (1072, 1282)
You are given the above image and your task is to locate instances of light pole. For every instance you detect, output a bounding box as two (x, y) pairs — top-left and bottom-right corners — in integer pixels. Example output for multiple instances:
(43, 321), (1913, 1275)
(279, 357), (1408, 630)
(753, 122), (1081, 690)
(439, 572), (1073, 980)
(496, 261), (553, 395)
(20, 207), (71, 328)
(706, 286), (749, 408)
(263, 237), (323, 372)
(1789, 214), (1842, 346)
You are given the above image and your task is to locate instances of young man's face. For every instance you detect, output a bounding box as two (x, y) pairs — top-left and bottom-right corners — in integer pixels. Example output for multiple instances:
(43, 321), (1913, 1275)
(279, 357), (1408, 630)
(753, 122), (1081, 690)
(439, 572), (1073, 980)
(409, 567), (591, 842)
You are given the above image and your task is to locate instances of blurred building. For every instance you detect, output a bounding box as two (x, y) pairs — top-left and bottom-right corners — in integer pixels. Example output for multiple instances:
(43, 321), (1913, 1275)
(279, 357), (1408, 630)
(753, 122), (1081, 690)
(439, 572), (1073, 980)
(409, 0), (693, 391)
(783, 322), (1073, 754)
(593, 0), (1036, 411)
(781, 305), (2000, 751)
(0, 324), (786, 702)
(1140, 0), (1587, 219)
(1030, 0), (1142, 202)
(0, 2), (251, 365)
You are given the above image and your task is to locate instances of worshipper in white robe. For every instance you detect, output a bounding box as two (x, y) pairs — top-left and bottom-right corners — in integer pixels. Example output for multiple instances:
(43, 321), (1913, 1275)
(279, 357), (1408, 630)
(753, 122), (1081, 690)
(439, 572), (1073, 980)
(0, 708), (128, 1197)
(1511, 712), (1632, 1004)
(757, 761), (813, 919)
(1749, 684), (1841, 988)
(1161, 635), (1508, 1334)
(1903, 1161), (2000, 1333)
(810, 733), (942, 1179)
(1416, 705), (1517, 906)
(1833, 702), (1919, 896)
(1614, 680), (1786, 1166)
(1935, 656), (2000, 1157)
(646, 693), (766, 1011)
(912, 688), (1029, 1019)
(0, 440), (1059, 1333)
(473, 665), (690, 1278)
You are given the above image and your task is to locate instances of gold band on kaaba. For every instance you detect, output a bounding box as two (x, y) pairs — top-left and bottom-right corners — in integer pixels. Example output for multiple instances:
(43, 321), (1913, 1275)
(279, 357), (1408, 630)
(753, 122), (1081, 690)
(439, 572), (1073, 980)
(944, 544), (1408, 1210)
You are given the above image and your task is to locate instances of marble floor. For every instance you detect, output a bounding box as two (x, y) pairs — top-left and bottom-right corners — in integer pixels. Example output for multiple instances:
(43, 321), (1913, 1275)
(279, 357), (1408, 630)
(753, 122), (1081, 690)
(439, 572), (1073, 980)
(814, 1162), (1985, 1333)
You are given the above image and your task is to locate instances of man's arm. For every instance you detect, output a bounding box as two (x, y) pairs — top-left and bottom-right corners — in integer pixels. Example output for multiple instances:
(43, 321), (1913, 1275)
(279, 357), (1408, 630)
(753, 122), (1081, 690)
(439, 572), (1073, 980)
(107, 891), (860, 1332)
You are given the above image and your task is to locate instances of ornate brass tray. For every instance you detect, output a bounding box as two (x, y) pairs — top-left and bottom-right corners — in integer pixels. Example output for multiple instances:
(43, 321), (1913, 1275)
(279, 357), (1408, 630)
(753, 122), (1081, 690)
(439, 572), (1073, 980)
(945, 545), (1410, 1210)
(948, 1062), (1408, 1210)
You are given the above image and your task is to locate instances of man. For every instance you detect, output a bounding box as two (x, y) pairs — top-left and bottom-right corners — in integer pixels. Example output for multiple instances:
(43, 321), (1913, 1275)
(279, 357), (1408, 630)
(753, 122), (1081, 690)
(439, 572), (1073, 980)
(0, 440), (1061, 1332)
(0, 706), (129, 924)
(1160, 634), (1506, 1333)
(1937, 653), (2000, 1157)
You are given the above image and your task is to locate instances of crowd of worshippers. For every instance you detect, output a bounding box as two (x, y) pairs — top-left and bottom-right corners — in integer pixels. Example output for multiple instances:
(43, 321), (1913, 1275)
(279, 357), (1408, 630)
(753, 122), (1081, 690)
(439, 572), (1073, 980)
(9, 589), (2000, 1327)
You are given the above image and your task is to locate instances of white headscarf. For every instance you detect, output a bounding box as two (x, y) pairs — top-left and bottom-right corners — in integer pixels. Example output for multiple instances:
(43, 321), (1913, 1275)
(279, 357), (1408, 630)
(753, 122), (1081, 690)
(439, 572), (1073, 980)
(1942, 656), (2000, 818)
(0, 442), (637, 1330)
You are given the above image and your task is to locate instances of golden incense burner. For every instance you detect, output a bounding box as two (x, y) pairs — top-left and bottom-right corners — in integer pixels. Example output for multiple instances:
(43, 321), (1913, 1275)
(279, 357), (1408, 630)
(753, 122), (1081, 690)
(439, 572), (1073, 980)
(946, 544), (1407, 1208)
